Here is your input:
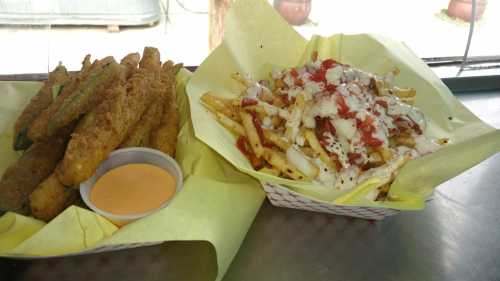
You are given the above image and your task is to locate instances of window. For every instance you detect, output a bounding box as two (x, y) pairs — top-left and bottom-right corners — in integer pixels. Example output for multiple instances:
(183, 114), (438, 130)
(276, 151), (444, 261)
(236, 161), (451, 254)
(0, 0), (498, 78)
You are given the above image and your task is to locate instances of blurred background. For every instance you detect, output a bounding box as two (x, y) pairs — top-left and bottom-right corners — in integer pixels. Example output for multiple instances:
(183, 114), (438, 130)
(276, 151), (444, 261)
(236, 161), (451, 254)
(0, 0), (498, 77)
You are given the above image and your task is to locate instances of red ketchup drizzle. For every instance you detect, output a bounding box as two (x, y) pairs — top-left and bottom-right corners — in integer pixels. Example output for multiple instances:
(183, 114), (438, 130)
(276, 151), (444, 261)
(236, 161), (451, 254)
(325, 84), (337, 92)
(236, 136), (252, 156)
(375, 100), (388, 109)
(248, 111), (273, 148)
(347, 152), (362, 165)
(336, 94), (357, 119)
(241, 98), (258, 107)
(356, 117), (383, 147)
(321, 59), (337, 69)
(315, 116), (336, 146)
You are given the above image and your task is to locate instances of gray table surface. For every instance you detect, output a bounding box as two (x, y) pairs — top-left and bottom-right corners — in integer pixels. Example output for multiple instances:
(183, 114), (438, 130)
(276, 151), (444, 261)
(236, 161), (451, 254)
(1, 89), (499, 281)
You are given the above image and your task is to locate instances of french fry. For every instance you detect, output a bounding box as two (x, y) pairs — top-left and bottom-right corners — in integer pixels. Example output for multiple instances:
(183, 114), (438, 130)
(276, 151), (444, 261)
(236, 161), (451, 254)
(375, 183), (391, 201)
(285, 92), (306, 142)
(244, 105), (267, 116)
(373, 78), (390, 96)
(368, 151), (383, 166)
(204, 103), (241, 130)
(215, 112), (246, 136)
(286, 146), (319, 178)
(240, 111), (264, 157)
(391, 87), (416, 105)
(249, 156), (265, 170)
(299, 146), (315, 158)
(201, 92), (240, 121)
(231, 73), (251, 87)
(272, 94), (287, 108)
(263, 130), (290, 151)
(391, 134), (416, 148)
(262, 148), (306, 180)
(437, 138), (449, 145)
(304, 130), (334, 170)
(399, 96), (415, 105)
(376, 147), (393, 163)
(392, 87), (416, 98)
(274, 79), (285, 89)
(271, 115), (283, 127)
(258, 167), (281, 177)
(259, 88), (274, 104)
(236, 136), (265, 170)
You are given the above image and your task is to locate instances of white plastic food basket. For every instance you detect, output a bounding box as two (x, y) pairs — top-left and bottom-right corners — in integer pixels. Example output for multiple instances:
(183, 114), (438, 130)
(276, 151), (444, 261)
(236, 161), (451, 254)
(261, 182), (401, 220)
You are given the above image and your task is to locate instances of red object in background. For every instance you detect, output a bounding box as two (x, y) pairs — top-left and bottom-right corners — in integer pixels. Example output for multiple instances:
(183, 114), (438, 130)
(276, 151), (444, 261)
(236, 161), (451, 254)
(273, 0), (311, 26)
(447, 0), (487, 22)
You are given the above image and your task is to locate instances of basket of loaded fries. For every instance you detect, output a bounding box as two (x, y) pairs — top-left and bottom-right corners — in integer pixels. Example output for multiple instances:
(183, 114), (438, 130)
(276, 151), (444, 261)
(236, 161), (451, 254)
(187, 0), (500, 220)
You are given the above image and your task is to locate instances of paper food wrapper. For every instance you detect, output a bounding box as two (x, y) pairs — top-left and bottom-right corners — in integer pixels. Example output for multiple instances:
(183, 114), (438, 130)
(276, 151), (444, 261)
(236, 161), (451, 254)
(0, 69), (266, 281)
(187, 0), (500, 211)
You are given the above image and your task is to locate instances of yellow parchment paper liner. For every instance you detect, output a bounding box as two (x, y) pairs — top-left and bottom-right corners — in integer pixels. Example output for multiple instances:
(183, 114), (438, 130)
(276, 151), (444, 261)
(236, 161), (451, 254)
(187, 0), (500, 211)
(0, 69), (265, 281)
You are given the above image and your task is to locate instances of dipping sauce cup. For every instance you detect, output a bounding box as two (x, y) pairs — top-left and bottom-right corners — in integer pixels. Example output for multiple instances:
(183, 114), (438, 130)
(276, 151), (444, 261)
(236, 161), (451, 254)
(80, 147), (183, 226)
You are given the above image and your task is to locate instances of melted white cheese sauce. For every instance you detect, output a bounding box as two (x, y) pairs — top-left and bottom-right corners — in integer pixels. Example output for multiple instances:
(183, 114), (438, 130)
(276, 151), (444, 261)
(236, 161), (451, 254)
(240, 61), (441, 193)
(314, 158), (337, 187)
(335, 166), (360, 190)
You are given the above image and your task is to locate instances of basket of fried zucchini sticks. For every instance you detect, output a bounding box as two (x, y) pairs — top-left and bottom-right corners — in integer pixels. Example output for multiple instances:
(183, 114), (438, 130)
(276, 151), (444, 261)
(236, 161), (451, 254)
(0, 47), (182, 222)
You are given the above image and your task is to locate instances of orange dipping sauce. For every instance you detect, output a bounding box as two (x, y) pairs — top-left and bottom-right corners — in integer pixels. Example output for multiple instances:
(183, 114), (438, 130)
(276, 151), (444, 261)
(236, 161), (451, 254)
(90, 163), (176, 215)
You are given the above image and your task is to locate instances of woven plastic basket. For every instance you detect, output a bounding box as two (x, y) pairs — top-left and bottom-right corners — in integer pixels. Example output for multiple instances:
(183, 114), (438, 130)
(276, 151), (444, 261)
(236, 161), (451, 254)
(261, 182), (400, 220)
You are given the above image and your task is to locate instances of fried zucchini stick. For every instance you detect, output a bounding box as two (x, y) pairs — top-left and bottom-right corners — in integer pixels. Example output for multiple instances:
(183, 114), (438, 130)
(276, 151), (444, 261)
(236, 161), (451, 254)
(0, 135), (69, 214)
(47, 61), (126, 135)
(81, 55), (92, 73)
(120, 97), (163, 147)
(139, 47), (161, 74)
(56, 70), (155, 186)
(13, 64), (69, 150)
(148, 61), (182, 157)
(120, 52), (140, 78)
(28, 57), (115, 141)
(120, 48), (163, 147)
(29, 173), (78, 222)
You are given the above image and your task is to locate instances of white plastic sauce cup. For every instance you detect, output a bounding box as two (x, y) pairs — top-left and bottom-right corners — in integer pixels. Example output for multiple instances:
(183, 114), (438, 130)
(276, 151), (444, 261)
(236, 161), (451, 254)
(80, 147), (183, 226)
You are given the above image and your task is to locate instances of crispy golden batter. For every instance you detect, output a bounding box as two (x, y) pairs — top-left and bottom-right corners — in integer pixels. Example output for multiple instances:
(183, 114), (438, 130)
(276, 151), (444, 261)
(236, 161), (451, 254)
(149, 102), (179, 157)
(120, 52), (140, 78)
(0, 135), (69, 214)
(81, 55), (92, 73)
(55, 84), (128, 186)
(148, 61), (182, 157)
(56, 69), (156, 187)
(27, 57), (115, 141)
(139, 47), (161, 73)
(29, 173), (78, 222)
(13, 64), (69, 150)
(47, 61), (126, 135)
(120, 97), (163, 147)
(120, 48), (163, 147)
